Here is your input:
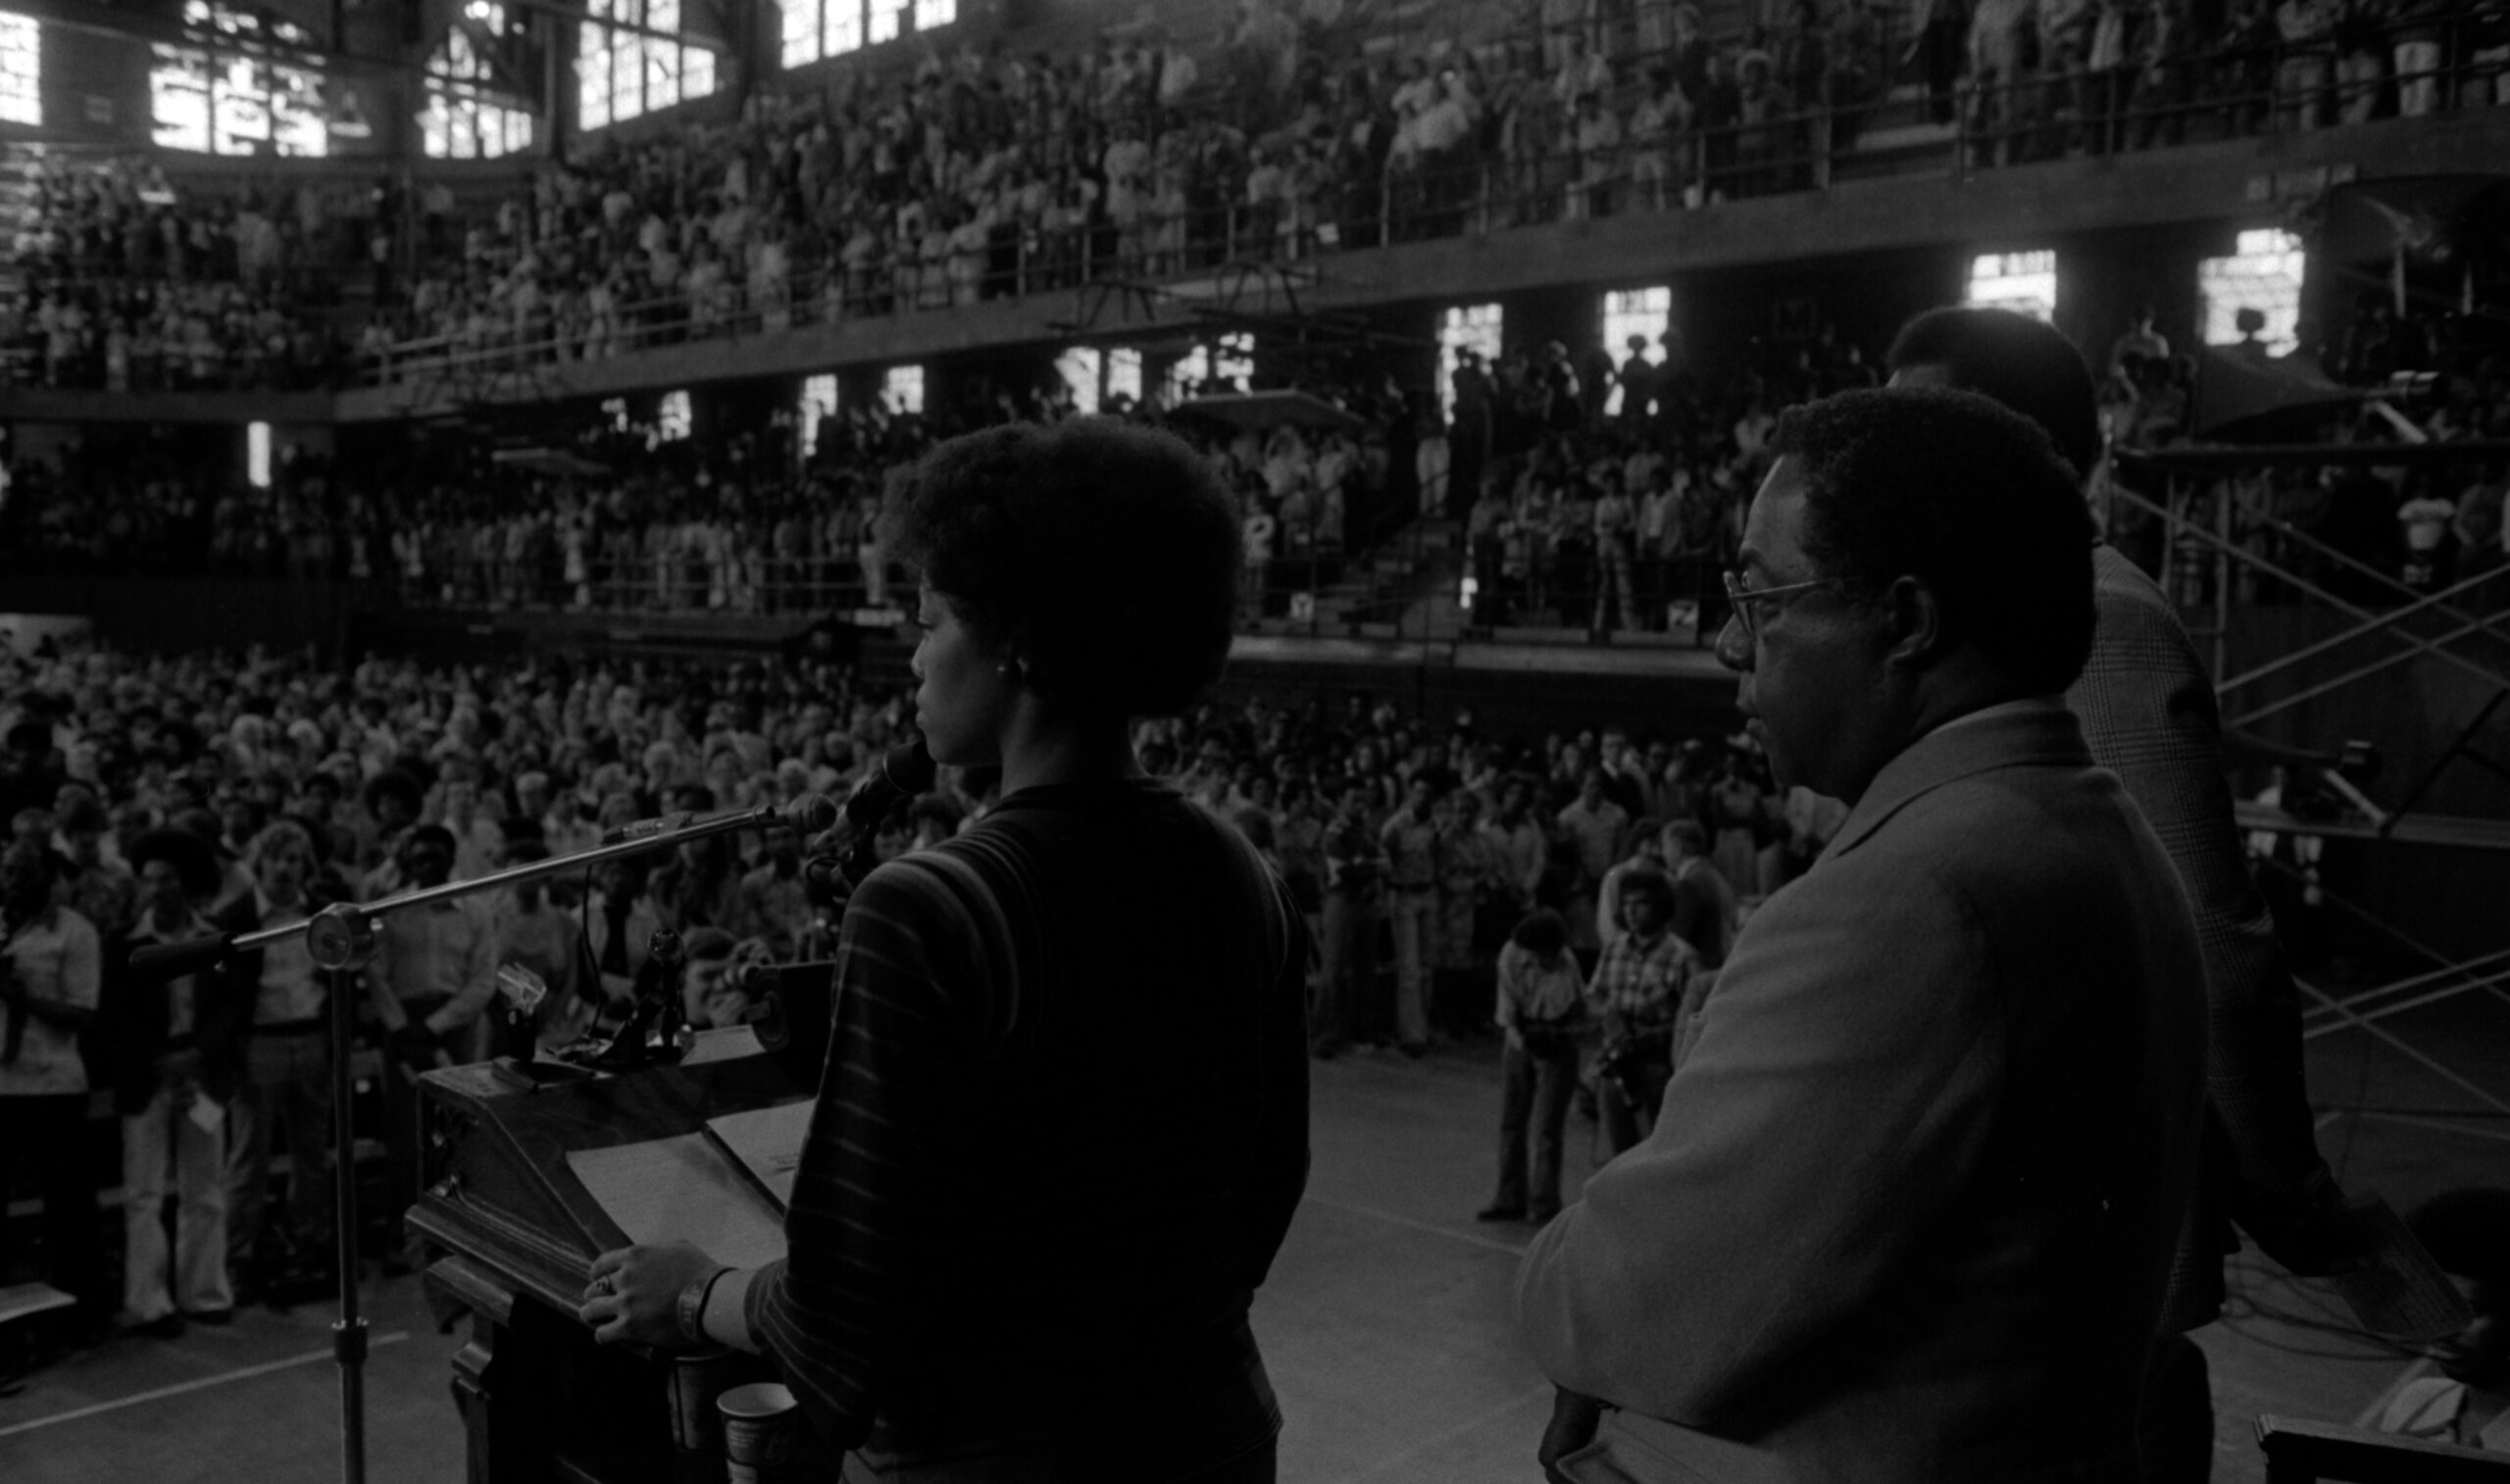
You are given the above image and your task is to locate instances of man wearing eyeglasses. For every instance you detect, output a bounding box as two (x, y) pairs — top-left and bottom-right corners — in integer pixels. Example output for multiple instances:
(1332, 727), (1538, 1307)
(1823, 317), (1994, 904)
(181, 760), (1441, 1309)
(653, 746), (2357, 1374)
(1517, 386), (2207, 1484)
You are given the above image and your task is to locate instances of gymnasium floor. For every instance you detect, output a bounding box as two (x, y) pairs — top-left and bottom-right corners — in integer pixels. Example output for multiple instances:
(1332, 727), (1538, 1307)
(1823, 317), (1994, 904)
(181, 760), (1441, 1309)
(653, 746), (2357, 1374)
(0, 989), (2498, 1484)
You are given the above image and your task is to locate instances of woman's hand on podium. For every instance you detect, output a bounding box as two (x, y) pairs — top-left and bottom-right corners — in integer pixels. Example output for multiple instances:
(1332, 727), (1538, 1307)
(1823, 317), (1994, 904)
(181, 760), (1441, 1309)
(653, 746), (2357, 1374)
(580, 1240), (722, 1348)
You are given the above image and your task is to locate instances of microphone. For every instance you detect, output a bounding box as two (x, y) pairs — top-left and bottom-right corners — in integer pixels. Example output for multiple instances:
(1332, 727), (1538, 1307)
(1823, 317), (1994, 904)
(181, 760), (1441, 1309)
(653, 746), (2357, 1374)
(804, 740), (938, 897)
(599, 792), (840, 847)
(824, 741), (939, 850)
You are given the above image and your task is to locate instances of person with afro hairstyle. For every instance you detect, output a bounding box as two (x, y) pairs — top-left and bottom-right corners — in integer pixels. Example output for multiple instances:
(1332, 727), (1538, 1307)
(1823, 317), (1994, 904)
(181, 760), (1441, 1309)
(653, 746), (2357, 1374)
(579, 420), (1313, 1484)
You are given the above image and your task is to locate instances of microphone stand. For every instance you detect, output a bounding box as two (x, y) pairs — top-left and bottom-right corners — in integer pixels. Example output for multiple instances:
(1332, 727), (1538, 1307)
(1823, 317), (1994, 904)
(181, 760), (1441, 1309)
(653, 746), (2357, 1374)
(127, 800), (815, 1484)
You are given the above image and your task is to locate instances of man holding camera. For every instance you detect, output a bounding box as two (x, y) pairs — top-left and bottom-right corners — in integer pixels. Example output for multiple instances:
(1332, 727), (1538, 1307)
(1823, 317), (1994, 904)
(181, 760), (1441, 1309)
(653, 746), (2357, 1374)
(1585, 865), (1697, 1157)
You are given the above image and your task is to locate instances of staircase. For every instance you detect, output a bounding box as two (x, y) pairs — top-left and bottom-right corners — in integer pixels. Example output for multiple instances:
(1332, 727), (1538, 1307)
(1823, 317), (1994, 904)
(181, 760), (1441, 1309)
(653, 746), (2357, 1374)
(1251, 516), (1467, 642)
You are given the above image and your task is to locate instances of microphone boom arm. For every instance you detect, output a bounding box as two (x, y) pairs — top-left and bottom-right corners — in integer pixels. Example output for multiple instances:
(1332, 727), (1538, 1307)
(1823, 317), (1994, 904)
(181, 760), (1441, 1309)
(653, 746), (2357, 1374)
(123, 797), (836, 980)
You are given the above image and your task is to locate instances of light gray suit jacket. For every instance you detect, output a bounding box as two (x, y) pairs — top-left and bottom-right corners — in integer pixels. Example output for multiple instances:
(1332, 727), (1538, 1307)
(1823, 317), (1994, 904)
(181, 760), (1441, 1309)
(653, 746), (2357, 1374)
(1517, 703), (2207, 1484)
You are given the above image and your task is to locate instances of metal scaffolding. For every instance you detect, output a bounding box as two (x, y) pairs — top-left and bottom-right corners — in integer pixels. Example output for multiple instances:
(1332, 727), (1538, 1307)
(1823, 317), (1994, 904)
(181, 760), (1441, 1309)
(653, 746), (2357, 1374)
(2112, 439), (2510, 1144)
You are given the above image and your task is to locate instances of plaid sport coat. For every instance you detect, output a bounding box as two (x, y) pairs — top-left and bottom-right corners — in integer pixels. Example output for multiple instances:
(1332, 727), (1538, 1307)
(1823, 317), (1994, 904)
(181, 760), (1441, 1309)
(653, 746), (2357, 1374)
(2068, 543), (2331, 1333)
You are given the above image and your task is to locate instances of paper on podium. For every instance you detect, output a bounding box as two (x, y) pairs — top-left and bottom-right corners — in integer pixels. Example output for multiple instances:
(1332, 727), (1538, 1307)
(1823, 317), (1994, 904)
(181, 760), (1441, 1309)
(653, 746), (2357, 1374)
(566, 1134), (788, 1269)
(704, 1099), (816, 1212)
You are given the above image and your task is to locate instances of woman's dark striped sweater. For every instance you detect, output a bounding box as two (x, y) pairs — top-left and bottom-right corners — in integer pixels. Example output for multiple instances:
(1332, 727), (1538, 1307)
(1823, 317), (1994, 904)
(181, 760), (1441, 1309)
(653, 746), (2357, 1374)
(744, 777), (1312, 1467)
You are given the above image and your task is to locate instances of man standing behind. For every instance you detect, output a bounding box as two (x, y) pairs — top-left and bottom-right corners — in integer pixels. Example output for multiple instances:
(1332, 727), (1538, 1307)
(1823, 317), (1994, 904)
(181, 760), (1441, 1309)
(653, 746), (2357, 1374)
(734, 820), (814, 949)
(1659, 820), (1732, 971)
(219, 819), (337, 1299)
(116, 829), (235, 1334)
(1313, 779), (1384, 1060)
(1887, 304), (2376, 1480)
(56, 795), (137, 941)
(1483, 776), (1549, 923)
(1518, 388), (2205, 1481)
(1378, 776), (1441, 1058)
(1554, 769), (1629, 947)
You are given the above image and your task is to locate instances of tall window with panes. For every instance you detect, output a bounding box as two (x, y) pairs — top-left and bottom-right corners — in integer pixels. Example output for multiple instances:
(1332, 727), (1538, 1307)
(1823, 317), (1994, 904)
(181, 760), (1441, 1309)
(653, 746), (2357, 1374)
(884, 365), (925, 416)
(1438, 304), (1503, 420)
(1057, 347), (1106, 415)
(1599, 287), (1672, 417)
(783, 0), (951, 68)
(1965, 250), (2058, 322)
(1164, 334), (1253, 403)
(577, 0), (714, 131)
(425, 3), (532, 159)
(0, 13), (40, 127)
(151, 1), (329, 156)
(2198, 229), (2306, 356)
(799, 374), (838, 460)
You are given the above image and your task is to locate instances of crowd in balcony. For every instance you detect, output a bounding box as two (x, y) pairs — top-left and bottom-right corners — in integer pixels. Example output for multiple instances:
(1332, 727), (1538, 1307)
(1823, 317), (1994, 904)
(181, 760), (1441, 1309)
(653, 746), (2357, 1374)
(365, 0), (2510, 372)
(0, 323), (1782, 634)
(2091, 292), (2510, 598)
(0, 0), (2501, 389)
(5, 289), (2503, 628)
(0, 153), (363, 391)
(0, 359), (1400, 607)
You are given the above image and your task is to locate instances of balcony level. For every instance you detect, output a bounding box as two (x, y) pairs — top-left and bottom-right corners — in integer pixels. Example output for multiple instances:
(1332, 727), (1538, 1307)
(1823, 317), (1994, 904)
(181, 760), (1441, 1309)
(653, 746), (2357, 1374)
(3, 100), (2498, 427)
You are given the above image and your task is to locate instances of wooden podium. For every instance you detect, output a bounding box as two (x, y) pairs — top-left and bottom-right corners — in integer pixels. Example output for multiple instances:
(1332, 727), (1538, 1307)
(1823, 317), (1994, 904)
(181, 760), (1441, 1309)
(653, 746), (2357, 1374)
(408, 1044), (813, 1484)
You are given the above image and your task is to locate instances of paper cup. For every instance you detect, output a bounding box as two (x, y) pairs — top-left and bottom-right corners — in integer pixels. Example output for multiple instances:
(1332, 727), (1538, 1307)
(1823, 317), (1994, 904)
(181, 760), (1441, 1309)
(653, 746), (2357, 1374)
(718, 1381), (799, 1484)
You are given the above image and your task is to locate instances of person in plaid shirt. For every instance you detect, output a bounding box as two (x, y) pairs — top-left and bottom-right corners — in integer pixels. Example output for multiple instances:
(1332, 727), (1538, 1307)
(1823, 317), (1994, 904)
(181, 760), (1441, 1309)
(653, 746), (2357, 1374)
(1583, 864), (1698, 1154)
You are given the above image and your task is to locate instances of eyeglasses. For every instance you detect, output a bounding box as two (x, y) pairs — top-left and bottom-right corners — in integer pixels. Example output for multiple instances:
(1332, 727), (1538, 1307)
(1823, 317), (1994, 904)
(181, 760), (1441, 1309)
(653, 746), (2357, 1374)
(1722, 569), (1863, 639)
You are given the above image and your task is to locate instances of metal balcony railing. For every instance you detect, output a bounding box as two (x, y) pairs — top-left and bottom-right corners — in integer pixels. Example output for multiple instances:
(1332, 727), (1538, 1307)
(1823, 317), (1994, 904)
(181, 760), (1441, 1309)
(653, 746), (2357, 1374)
(352, 12), (2510, 390)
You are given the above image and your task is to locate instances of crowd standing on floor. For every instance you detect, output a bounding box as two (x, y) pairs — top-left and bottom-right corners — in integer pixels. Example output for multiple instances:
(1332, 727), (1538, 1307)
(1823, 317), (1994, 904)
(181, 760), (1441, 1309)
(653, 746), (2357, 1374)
(2, 330), (2507, 1468)
(0, 631), (1806, 1368)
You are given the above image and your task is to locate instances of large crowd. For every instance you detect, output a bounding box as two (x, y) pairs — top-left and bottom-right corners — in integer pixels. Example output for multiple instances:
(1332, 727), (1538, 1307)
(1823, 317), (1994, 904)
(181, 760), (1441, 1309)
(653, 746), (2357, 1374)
(8, 0), (2507, 390)
(372, 0), (2510, 370)
(4, 290), (2502, 638)
(0, 318), (1834, 634)
(2, 154), (363, 391)
(0, 628), (1816, 1360)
